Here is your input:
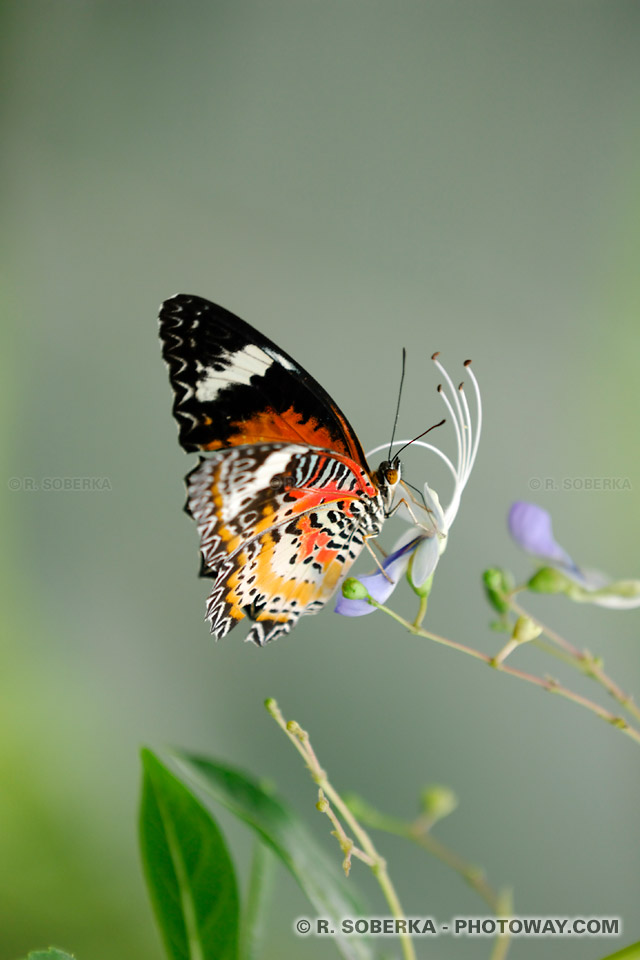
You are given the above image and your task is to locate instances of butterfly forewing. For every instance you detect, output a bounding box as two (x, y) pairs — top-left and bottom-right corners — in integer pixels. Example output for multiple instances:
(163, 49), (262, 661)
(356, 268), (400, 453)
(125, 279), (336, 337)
(160, 294), (369, 465)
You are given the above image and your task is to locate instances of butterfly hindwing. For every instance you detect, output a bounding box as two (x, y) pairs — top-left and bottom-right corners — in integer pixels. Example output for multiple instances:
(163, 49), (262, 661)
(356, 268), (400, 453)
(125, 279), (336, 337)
(159, 294), (369, 465)
(186, 444), (382, 645)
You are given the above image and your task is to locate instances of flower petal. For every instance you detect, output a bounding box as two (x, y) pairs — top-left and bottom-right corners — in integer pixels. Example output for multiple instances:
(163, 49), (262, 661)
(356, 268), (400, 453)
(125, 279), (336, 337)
(391, 526), (426, 553)
(423, 483), (445, 530)
(411, 534), (441, 586)
(335, 537), (419, 617)
(568, 577), (640, 609)
(508, 502), (576, 569)
(590, 586), (640, 609)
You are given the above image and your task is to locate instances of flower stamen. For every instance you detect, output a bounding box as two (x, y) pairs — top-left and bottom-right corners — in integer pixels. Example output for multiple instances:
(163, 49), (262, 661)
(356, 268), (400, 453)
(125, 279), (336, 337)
(464, 360), (482, 480)
(458, 383), (473, 483)
(341, 354), (482, 616)
(436, 384), (463, 484)
(365, 353), (481, 534)
(433, 352), (468, 476)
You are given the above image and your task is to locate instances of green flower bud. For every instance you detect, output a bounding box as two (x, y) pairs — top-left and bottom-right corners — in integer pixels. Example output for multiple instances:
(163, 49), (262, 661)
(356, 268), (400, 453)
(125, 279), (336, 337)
(527, 566), (574, 594)
(512, 615), (542, 643)
(341, 577), (369, 600)
(482, 568), (513, 613)
(420, 784), (458, 822)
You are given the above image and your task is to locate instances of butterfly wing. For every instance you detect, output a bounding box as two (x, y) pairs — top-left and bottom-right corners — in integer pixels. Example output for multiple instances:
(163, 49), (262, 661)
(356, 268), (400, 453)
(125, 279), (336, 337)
(186, 444), (383, 645)
(159, 293), (370, 466)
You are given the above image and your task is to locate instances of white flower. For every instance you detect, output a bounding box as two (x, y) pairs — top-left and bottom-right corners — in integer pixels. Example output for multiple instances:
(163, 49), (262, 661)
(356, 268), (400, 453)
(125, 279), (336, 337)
(336, 354), (481, 616)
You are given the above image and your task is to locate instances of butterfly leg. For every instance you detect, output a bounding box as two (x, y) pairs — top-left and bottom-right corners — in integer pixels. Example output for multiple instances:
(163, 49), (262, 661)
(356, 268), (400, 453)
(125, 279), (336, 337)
(398, 481), (446, 532)
(400, 480), (430, 512)
(386, 496), (433, 532)
(363, 536), (394, 582)
(368, 537), (389, 559)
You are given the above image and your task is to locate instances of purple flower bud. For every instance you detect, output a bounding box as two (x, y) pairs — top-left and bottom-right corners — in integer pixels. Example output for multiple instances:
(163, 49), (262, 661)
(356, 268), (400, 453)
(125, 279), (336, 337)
(508, 502), (575, 568)
(508, 501), (640, 610)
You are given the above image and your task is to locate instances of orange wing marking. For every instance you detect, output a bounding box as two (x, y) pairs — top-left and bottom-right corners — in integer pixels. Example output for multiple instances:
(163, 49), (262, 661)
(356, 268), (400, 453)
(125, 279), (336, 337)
(203, 405), (357, 459)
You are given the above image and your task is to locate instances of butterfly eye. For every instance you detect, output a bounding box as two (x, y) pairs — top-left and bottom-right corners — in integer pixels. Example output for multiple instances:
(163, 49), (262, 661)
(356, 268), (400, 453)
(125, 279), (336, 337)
(385, 467), (399, 485)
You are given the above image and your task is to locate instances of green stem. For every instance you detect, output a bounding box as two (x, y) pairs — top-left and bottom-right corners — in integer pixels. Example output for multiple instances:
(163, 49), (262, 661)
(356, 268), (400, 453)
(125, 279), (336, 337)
(508, 596), (640, 725)
(350, 801), (504, 914)
(411, 829), (500, 913)
(531, 636), (583, 669)
(374, 599), (488, 661)
(488, 888), (514, 960)
(491, 637), (520, 667)
(370, 601), (640, 748)
(413, 593), (429, 628)
(266, 700), (417, 960)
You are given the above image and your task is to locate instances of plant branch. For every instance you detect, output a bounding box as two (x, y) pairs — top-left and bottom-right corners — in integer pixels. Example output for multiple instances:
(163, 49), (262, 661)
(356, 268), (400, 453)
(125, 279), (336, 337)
(370, 601), (640, 747)
(348, 795), (512, 959)
(507, 596), (640, 724)
(265, 699), (417, 960)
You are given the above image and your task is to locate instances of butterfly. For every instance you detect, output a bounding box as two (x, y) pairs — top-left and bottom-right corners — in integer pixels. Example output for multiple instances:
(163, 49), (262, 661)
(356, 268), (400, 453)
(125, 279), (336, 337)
(159, 293), (402, 645)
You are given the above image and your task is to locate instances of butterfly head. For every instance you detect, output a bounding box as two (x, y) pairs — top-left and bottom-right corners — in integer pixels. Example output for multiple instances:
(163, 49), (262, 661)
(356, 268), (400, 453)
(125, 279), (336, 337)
(375, 456), (402, 511)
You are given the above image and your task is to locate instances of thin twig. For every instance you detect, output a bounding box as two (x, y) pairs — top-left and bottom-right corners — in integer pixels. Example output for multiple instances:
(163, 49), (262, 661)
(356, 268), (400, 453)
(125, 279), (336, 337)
(370, 601), (640, 747)
(508, 596), (640, 725)
(352, 799), (512, 960)
(265, 699), (417, 960)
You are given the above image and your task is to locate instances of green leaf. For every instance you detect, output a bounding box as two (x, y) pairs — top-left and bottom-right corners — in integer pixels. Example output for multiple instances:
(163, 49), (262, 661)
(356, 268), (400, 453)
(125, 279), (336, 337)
(240, 840), (276, 960)
(599, 941), (640, 960)
(139, 749), (239, 960)
(172, 751), (373, 960)
(21, 952), (76, 960)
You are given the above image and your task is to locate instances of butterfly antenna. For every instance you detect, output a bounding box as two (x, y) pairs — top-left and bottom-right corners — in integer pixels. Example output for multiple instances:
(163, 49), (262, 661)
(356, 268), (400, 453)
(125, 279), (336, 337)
(388, 347), (407, 460)
(394, 419), (446, 460)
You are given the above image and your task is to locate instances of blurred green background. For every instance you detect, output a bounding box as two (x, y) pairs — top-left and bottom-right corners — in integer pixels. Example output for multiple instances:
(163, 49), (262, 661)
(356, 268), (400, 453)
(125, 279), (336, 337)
(2, 2), (640, 959)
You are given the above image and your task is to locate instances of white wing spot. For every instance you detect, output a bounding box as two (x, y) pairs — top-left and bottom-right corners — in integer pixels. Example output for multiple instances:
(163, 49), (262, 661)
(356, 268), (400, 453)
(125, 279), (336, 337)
(264, 345), (296, 372)
(195, 344), (273, 402)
